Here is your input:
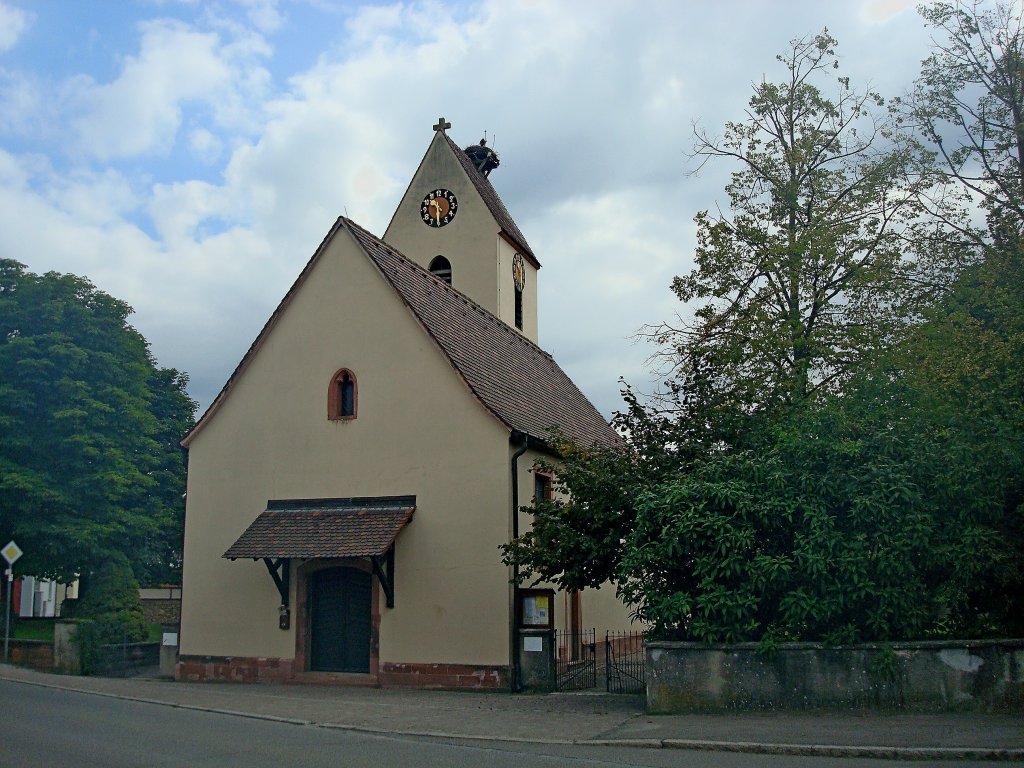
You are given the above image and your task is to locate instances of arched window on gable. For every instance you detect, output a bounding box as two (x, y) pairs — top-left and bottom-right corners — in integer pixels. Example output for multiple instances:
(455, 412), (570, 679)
(328, 368), (357, 420)
(429, 255), (453, 285)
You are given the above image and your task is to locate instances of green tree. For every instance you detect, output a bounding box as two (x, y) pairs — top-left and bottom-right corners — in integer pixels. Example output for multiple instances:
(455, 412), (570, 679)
(903, 0), (1024, 636)
(75, 551), (148, 642)
(73, 551), (149, 675)
(651, 31), (926, 416)
(505, 26), (1023, 643)
(911, 0), (1024, 226)
(509, 375), (976, 642)
(894, 225), (1024, 636)
(501, 387), (683, 593)
(0, 260), (196, 592)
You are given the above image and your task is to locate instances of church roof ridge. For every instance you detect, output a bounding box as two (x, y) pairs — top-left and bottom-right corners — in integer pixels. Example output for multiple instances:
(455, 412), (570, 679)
(182, 217), (348, 447)
(362, 222), (555, 362)
(340, 218), (617, 449)
(182, 215), (617, 451)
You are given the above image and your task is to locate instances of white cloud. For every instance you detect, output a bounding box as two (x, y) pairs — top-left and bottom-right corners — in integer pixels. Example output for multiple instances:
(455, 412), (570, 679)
(0, 2), (31, 52)
(70, 18), (271, 160)
(859, 0), (917, 25)
(188, 127), (223, 162)
(72, 21), (230, 159)
(235, 0), (283, 34)
(0, 70), (47, 135)
(0, 0), (940, 414)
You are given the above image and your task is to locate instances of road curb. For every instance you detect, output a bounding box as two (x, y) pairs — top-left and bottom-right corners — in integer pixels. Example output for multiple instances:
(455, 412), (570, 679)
(3, 673), (1022, 760)
(656, 739), (1024, 762)
(317, 722), (575, 745)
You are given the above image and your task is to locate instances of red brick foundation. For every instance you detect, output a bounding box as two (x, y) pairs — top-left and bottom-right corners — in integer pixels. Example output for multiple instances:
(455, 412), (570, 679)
(176, 655), (294, 683)
(6, 640), (54, 672)
(380, 662), (509, 689)
(176, 656), (509, 689)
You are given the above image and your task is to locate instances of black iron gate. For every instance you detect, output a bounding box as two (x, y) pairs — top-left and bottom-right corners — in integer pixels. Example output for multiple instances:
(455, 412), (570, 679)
(605, 630), (645, 694)
(554, 628), (596, 690)
(554, 629), (646, 693)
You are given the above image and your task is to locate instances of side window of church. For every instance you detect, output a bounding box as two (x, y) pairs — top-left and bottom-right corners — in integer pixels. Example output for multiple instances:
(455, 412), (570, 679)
(429, 255), (452, 285)
(534, 472), (552, 505)
(328, 368), (357, 420)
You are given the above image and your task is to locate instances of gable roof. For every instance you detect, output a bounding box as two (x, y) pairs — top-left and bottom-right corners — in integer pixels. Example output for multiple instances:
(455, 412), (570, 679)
(344, 219), (616, 449)
(439, 132), (538, 266)
(183, 217), (618, 451)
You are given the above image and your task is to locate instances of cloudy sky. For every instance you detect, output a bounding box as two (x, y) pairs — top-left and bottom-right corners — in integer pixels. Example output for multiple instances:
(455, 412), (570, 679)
(0, 0), (935, 418)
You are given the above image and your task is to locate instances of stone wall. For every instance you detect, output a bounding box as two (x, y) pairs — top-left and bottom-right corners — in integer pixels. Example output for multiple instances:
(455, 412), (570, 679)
(4, 639), (53, 672)
(141, 598), (180, 625)
(647, 640), (1024, 713)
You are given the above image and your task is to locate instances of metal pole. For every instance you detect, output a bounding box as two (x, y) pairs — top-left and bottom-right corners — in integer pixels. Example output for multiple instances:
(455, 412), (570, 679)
(4, 568), (11, 663)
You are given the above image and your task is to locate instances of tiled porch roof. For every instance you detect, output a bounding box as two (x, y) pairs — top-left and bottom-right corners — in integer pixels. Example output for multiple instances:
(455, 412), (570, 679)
(223, 496), (415, 560)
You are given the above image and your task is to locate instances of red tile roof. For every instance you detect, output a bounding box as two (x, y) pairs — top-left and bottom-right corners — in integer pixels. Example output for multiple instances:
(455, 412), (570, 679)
(441, 132), (537, 266)
(184, 219), (620, 452)
(343, 219), (620, 450)
(223, 497), (414, 559)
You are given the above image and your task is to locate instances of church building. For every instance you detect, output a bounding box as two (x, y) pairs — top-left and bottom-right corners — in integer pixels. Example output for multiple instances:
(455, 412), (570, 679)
(176, 118), (632, 688)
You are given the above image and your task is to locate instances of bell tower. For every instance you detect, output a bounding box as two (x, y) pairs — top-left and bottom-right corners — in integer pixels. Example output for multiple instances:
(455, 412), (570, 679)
(383, 118), (540, 342)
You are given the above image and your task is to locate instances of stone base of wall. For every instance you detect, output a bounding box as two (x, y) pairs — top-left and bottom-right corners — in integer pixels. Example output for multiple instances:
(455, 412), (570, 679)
(647, 639), (1024, 713)
(176, 655), (294, 683)
(6, 640), (54, 672)
(380, 662), (508, 689)
(175, 655), (508, 689)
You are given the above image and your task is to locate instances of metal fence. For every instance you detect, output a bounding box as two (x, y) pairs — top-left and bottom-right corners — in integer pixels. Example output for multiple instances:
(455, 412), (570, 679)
(554, 628), (597, 691)
(605, 630), (645, 694)
(97, 640), (159, 677)
(76, 626), (159, 679)
(553, 629), (646, 694)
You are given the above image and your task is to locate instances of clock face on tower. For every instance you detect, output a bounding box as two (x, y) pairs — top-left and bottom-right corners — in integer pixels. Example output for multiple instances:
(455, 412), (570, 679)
(420, 189), (458, 227)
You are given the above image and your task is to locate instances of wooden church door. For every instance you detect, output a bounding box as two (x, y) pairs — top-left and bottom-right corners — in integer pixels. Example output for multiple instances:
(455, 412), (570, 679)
(309, 567), (371, 673)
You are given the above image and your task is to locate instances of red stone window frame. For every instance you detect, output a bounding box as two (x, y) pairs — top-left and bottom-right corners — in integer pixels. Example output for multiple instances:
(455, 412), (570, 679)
(327, 368), (358, 421)
(294, 559), (380, 683)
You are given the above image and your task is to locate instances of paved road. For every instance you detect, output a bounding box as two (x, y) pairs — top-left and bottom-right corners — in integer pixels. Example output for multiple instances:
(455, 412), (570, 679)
(2, 681), (1016, 767)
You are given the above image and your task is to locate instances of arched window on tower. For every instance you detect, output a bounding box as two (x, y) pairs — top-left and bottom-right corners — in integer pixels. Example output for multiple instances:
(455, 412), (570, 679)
(429, 255), (452, 285)
(328, 368), (357, 420)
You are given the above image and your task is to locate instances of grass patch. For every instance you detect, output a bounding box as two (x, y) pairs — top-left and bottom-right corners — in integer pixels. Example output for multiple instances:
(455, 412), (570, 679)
(10, 619), (161, 643)
(12, 618), (55, 641)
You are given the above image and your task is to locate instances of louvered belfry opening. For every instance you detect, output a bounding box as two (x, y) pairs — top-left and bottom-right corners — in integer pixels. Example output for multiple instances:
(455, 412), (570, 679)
(428, 255), (452, 285)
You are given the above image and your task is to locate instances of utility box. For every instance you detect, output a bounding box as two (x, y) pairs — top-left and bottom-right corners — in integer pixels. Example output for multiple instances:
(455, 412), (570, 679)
(516, 588), (555, 691)
(159, 624), (179, 679)
(518, 628), (555, 691)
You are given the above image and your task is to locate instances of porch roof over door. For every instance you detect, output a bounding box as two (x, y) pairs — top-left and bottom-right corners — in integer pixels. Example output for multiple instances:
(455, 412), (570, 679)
(223, 496), (415, 560)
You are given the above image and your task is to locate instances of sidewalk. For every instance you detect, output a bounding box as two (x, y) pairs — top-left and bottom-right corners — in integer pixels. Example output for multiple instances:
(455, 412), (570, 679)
(2, 663), (1022, 761)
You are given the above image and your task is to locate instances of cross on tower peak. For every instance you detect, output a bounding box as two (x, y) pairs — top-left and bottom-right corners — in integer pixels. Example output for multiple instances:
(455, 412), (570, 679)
(433, 116), (451, 132)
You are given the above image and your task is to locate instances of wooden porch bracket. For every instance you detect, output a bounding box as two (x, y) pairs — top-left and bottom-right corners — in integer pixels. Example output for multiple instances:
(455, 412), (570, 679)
(262, 557), (290, 608)
(370, 545), (396, 608)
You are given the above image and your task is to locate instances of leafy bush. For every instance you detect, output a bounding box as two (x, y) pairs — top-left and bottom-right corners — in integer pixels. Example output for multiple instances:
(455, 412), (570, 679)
(75, 553), (148, 644)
